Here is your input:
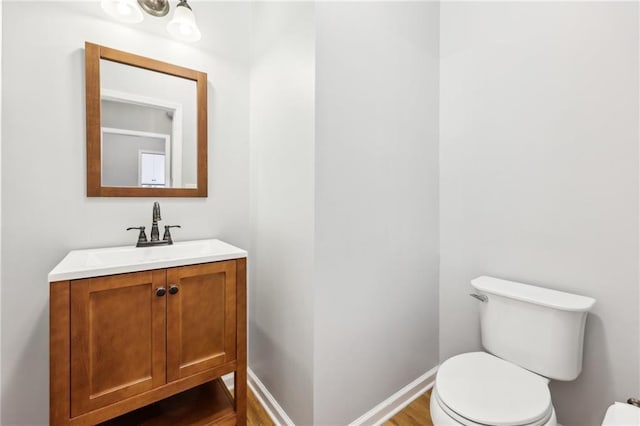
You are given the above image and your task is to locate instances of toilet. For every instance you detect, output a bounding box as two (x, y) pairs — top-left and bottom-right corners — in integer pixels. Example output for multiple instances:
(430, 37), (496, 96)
(431, 276), (596, 426)
(602, 402), (640, 425)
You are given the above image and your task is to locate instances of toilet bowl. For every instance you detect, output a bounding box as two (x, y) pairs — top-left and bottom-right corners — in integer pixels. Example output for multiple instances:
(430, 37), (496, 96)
(430, 352), (557, 426)
(431, 276), (595, 426)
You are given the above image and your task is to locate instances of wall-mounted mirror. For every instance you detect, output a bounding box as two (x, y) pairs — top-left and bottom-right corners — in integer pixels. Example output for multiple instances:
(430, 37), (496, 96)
(85, 42), (207, 197)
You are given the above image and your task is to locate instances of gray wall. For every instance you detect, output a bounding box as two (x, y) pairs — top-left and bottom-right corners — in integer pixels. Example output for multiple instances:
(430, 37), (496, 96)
(249, 3), (316, 425)
(249, 3), (441, 424)
(439, 2), (639, 425)
(102, 133), (166, 187)
(314, 2), (440, 424)
(1, 2), (251, 424)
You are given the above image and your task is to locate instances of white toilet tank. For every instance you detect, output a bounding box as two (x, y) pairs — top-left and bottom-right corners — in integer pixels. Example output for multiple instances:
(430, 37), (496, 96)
(471, 276), (596, 381)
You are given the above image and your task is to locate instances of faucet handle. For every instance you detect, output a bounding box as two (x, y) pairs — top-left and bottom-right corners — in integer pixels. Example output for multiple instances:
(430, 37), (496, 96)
(126, 226), (148, 246)
(163, 225), (181, 244)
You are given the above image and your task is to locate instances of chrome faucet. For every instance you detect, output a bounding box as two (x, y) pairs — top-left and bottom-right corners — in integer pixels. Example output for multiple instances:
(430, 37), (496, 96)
(127, 202), (181, 247)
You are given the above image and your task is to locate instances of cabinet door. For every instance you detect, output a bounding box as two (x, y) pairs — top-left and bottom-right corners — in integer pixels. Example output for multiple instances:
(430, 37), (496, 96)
(70, 270), (167, 416)
(166, 261), (237, 382)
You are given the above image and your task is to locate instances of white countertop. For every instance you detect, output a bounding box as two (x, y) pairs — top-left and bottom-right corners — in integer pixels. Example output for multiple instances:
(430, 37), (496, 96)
(48, 239), (247, 282)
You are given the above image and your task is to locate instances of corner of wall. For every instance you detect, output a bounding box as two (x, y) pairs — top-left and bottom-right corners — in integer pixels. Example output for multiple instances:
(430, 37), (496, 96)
(637, 0), (640, 398)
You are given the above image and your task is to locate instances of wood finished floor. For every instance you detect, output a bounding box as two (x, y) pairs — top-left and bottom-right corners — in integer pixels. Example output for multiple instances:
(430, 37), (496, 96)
(247, 387), (275, 426)
(383, 389), (433, 426)
(247, 388), (433, 426)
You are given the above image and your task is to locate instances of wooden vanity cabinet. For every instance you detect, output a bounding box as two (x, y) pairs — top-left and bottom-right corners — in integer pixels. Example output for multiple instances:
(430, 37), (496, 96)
(50, 259), (246, 426)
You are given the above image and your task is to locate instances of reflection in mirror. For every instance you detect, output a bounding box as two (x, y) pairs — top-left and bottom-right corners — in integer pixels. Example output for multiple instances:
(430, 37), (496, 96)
(102, 127), (170, 187)
(100, 59), (197, 189)
(85, 42), (207, 197)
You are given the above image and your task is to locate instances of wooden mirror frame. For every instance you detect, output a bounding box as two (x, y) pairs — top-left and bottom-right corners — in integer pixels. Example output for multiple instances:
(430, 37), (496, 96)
(85, 42), (208, 197)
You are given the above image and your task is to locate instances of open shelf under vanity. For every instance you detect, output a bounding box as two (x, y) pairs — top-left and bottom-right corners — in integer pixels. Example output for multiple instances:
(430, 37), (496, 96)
(99, 379), (235, 426)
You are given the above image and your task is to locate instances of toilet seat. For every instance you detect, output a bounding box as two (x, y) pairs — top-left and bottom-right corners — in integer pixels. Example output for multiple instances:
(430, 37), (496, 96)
(435, 352), (553, 426)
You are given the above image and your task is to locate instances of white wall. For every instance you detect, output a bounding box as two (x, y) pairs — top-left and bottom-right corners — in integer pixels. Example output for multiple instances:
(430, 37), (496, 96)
(0, 0), (3, 422)
(314, 3), (440, 424)
(439, 3), (639, 425)
(1, 2), (251, 424)
(249, 4), (440, 424)
(249, 3), (315, 424)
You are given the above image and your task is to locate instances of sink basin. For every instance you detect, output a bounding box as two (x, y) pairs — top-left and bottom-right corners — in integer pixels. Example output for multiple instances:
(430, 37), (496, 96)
(48, 239), (247, 281)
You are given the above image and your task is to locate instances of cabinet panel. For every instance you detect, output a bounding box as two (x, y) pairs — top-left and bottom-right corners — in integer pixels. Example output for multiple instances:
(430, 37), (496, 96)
(70, 270), (167, 416)
(167, 261), (237, 381)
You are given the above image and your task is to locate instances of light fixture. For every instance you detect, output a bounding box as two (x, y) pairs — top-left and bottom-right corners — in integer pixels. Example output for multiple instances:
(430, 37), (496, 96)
(137, 0), (169, 17)
(101, 0), (144, 23)
(166, 0), (202, 43)
(101, 0), (201, 42)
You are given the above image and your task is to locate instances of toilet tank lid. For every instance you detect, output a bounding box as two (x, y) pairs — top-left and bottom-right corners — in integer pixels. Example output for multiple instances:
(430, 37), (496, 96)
(471, 276), (596, 312)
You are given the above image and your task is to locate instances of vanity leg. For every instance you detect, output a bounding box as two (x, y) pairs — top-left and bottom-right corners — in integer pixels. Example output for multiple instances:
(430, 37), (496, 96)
(50, 281), (71, 426)
(235, 258), (247, 426)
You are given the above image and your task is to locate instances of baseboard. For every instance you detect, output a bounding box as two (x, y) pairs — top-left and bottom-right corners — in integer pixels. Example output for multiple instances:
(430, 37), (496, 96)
(219, 368), (295, 426)
(247, 368), (296, 426)
(349, 366), (439, 426)
(222, 373), (235, 391)
(220, 369), (293, 425)
(224, 366), (437, 426)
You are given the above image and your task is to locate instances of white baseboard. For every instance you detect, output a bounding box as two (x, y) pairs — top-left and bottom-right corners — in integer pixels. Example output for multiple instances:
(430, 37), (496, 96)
(222, 373), (235, 391)
(349, 366), (439, 426)
(220, 369), (293, 425)
(224, 366), (437, 426)
(248, 368), (295, 426)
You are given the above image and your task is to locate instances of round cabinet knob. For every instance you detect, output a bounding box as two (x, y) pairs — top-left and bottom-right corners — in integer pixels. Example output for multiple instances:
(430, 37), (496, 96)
(169, 285), (179, 295)
(156, 287), (166, 297)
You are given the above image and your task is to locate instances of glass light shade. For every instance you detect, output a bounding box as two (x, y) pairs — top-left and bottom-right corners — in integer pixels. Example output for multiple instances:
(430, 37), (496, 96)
(101, 0), (144, 23)
(166, 3), (201, 42)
